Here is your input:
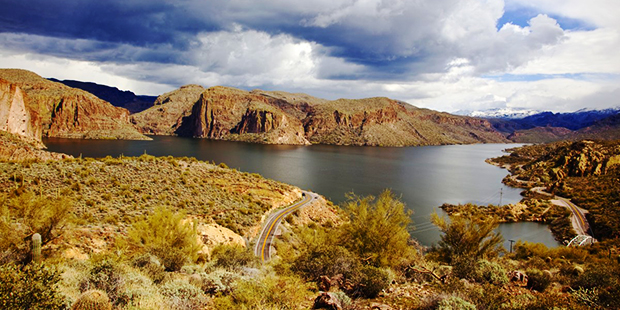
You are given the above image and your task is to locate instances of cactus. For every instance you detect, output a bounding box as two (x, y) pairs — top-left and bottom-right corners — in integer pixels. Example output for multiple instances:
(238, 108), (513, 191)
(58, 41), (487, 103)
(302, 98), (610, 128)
(32, 233), (41, 264)
(70, 290), (112, 310)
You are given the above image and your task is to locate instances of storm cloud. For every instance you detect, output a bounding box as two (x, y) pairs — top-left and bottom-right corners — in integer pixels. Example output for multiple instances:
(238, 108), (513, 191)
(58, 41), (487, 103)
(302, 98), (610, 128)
(0, 0), (618, 112)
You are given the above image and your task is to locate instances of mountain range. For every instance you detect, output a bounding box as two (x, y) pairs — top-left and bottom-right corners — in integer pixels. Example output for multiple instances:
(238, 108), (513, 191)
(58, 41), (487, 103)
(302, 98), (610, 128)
(2, 68), (619, 147)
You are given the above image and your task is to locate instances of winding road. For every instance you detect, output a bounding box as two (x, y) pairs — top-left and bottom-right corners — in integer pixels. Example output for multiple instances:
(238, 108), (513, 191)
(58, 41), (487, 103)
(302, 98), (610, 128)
(254, 190), (318, 262)
(532, 187), (592, 237)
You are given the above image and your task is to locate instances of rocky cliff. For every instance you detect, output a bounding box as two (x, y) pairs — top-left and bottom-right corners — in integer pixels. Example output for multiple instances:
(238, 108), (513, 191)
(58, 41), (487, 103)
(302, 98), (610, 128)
(0, 69), (148, 140)
(131, 84), (205, 135)
(0, 78), (41, 145)
(135, 85), (506, 146)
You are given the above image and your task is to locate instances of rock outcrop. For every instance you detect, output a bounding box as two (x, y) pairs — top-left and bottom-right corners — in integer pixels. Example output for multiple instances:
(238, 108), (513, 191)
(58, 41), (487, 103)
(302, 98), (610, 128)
(135, 85), (507, 146)
(0, 69), (149, 140)
(0, 78), (41, 144)
(131, 84), (205, 135)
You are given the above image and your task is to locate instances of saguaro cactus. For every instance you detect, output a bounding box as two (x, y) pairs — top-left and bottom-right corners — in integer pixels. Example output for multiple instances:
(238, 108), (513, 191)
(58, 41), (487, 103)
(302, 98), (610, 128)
(32, 233), (41, 263)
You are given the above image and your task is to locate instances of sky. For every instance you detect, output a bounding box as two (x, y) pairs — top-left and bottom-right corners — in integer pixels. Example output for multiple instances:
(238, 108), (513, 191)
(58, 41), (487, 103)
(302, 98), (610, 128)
(0, 0), (619, 113)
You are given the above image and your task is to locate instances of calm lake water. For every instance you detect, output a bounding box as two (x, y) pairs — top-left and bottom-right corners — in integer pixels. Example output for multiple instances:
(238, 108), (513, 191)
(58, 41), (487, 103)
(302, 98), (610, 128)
(43, 136), (560, 248)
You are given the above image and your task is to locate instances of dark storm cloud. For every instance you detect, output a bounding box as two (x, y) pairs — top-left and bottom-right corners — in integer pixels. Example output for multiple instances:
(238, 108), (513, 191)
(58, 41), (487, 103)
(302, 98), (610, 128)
(0, 0), (570, 81)
(0, 0), (218, 47)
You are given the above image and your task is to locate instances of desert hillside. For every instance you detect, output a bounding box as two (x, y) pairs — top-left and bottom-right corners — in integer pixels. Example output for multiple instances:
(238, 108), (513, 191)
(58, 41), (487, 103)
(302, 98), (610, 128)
(133, 85), (508, 146)
(0, 69), (148, 140)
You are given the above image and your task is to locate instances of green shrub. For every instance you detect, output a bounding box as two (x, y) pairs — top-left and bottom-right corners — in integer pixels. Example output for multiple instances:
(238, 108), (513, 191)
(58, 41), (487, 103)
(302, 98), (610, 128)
(197, 269), (239, 295)
(131, 254), (167, 284)
(354, 265), (390, 298)
(437, 296), (477, 310)
(526, 268), (551, 292)
(70, 289), (111, 310)
(79, 259), (128, 307)
(127, 207), (201, 271)
(213, 273), (311, 310)
(0, 263), (67, 309)
(159, 279), (209, 310)
(211, 244), (257, 270)
(473, 260), (508, 285)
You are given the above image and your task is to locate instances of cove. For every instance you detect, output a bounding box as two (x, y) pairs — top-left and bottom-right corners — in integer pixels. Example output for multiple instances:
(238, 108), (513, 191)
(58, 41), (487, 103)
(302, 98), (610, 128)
(43, 136), (560, 248)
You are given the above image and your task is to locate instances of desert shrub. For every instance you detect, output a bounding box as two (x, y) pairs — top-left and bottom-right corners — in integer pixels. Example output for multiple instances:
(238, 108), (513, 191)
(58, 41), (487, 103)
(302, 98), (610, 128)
(70, 289), (111, 310)
(525, 268), (551, 292)
(339, 190), (415, 268)
(572, 262), (620, 308)
(159, 279), (209, 310)
(196, 269), (239, 295)
(473, 260), (508, 285)
(79, 259), (128, 307)
(127, 207), (201, 271)
(292, 244), (360, 282)
(212, 273), (311, 310)
(211, 244), (257, 270)
(0, 191), (73, 264)
(0, 263), (67, 309)
(131, 254), (167, 284)
(353, 265), (390, 298)
(430, 212), (503, 265)
(466, 283), (510, 310)
(437, 296), (476, 310)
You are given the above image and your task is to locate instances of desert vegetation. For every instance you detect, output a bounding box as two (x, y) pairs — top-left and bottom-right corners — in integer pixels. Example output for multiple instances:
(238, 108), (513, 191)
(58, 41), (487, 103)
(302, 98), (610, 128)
(1, 141), (620, 309)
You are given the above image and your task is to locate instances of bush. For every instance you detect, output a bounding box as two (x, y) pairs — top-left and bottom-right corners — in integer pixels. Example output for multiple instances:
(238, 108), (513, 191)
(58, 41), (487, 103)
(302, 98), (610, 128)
(339, 190), (415, 268)
(159, 279), (209, 310)
(354, 265), (390, 298)
(473, 260), (508, 285)
(292, 244), (360, 282)
(127, 207), (201, 271)
(0, 191), (73, 264)
(211, 244), (257, 270)
(196, 269), (239, 295)
(70, 290), (112, 310)
(213, 273), (311, 310)
(0, 263), (67, 309)
(437, 296), (477, 310)
(526, 268), (551, 292)
(131, 254), (167, 284)
(79, 259), (128, 307)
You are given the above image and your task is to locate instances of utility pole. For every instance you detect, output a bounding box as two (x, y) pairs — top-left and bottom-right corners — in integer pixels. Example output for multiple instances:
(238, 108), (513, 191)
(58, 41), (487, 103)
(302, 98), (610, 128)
(509, 239), (515, 253)
(499, 188), (503, 206)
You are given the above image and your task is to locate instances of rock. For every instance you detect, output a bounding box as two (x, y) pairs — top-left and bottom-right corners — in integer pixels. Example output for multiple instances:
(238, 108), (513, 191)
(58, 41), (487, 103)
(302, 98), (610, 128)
(131, 84), (205, 135)
(370, 302), (393, 310)
(0, 79), (41, 143)
(313, 292), (342, 310)
(509, 270), (528, 286)
(0, 69), (149, 140)
(318, 276), (332, 292)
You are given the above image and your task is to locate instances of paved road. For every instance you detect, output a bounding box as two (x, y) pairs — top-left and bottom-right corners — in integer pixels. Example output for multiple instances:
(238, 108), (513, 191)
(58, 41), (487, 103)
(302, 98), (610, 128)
(254, 191), (317, 262)
(532, 187), (591, 236)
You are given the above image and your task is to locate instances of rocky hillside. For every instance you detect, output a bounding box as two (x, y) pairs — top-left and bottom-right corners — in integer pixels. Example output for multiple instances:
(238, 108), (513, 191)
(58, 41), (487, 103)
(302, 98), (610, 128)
(0, 69), (148, 140)
(131, 84), (206, 135)
(49, 78), (157, 113)
(135, 85), (507, 146)
(489, 140), (620, 239)
(0, 130), (71, 161)
(507, 113), (620, 143)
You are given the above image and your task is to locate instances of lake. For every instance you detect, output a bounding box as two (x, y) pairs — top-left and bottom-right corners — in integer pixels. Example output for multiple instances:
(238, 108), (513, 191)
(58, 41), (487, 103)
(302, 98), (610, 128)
(43, 136), (560, 248)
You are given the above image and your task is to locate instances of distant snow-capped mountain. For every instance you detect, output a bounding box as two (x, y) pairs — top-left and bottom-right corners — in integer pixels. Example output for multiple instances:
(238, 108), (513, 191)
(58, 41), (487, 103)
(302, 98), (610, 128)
(455, 108), (542, 119)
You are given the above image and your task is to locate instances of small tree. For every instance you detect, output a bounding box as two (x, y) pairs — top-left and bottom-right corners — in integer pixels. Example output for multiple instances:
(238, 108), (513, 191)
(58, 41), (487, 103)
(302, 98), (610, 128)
(431, 212), (503, 278)
(0, 191), (73, 265)
(339, 189), (415, 268)
(127, 207), (201, 271)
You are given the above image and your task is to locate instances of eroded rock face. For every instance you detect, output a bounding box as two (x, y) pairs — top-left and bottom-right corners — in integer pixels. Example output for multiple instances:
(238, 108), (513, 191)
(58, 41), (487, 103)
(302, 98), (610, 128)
(138, 85), (507, 146)
(0, 69), (148, 140)
(0, 79), (41, 143)
(131, 84), (205, 135)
